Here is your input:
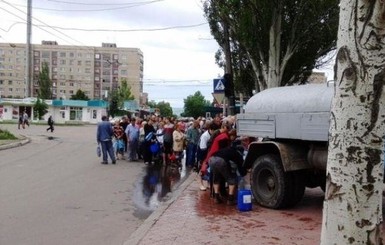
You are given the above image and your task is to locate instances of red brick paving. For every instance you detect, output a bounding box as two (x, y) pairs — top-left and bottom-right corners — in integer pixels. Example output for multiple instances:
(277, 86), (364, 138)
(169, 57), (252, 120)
(136, 174), (326, 245)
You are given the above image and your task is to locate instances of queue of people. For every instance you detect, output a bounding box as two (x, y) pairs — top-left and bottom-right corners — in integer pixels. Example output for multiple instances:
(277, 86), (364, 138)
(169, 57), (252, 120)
(96, 113), (248, 206)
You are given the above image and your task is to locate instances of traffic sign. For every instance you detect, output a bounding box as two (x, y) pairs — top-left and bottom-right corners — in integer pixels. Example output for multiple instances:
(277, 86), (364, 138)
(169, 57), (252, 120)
(213, 78), (225, 92)
(212, 92), (225, 105)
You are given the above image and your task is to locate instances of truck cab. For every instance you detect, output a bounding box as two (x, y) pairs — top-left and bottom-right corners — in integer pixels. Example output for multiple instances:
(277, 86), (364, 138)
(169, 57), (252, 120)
(237, 83), (334, 209)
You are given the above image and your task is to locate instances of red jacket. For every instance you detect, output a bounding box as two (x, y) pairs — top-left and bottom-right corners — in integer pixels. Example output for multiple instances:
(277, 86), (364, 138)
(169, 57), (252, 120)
(200, 132), (230, 174)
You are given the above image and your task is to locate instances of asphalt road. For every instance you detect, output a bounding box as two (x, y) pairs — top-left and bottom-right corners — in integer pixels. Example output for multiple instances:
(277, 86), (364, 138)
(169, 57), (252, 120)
(0, 123), (155, 245)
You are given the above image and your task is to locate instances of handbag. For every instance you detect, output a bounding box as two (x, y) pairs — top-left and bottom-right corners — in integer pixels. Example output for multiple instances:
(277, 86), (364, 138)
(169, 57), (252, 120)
(97, 144), (101, 157)
(150, 142), (160, 154)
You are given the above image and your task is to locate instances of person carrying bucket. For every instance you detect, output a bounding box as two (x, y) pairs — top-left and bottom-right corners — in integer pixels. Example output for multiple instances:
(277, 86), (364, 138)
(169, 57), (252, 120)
(207, 145), (247, 205)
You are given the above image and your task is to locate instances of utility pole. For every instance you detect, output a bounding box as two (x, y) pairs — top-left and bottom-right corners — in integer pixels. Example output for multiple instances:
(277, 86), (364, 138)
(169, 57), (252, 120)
(26, 0), (32, 97)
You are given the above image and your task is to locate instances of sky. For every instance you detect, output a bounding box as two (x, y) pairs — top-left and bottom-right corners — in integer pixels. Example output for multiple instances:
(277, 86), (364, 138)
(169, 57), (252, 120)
(0, 0), (333, 108)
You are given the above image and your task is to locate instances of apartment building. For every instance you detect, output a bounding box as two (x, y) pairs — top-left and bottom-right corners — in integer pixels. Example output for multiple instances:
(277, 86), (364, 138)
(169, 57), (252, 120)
(0, 41), (143, 103)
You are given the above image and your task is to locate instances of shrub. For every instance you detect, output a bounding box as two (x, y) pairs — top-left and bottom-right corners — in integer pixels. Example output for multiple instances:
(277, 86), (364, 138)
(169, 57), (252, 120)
(0, 129), (17, 140)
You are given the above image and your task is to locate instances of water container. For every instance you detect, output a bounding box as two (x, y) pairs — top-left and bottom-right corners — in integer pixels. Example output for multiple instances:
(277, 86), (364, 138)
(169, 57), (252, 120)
(237, 189), (252, 212)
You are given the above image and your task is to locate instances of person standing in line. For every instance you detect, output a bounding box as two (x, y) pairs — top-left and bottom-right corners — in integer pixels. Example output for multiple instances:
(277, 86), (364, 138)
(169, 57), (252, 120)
(96, 115), (116, 164)
(172, 122), (186, 165)
(138, 120), (147, 160)
(120, 116), (129, 153)
(185, 120), (200, 169)
(196, 121), (213, 190)
(143, 119), (156, 165)
(125, 117), (140, 161)
(156, 121), (164, 148)
(162, 117), (174, 164)
(113, 120), (125, 160)
(46, 115), (54, 132)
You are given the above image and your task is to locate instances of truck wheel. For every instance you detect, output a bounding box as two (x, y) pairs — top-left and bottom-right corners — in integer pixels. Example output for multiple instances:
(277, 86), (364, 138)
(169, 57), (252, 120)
(250, 154), (293, 209)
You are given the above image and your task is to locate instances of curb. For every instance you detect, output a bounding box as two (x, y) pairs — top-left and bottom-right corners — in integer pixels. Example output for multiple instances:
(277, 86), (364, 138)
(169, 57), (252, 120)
(123, 172), (196, 245)
(0, 137), (30, 151)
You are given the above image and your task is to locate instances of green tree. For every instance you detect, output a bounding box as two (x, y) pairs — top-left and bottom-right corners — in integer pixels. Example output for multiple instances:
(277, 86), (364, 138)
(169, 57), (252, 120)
(204, 0), (339, 92)
(182, 91), (211, 118)
(118, 79), (135, 103)
(70, 89), (89, 100)
(147, 100), (173, 117)
(33, 97), (48, 120)
(38, 62), (52, 99)
(108, 79), (135, 117)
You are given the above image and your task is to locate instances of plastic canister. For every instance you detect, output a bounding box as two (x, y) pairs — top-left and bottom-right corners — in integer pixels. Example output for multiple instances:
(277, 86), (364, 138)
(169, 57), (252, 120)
(237, 189), (252, 212)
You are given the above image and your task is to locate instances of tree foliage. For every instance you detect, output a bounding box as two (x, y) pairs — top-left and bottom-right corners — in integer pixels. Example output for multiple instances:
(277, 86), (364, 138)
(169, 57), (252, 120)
(33, 97), (48, 120)
(38, 62), (52, 99)
(70, 89), (89, 100)
(203, 0), (339, 92)
(108, 79), (135, 117)
(182, 91), (211, 118)
(147, 100), (173, 117)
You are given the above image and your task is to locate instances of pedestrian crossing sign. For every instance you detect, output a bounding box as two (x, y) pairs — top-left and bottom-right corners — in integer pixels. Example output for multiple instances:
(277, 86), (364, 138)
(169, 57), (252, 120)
(213, 78), (225, 92)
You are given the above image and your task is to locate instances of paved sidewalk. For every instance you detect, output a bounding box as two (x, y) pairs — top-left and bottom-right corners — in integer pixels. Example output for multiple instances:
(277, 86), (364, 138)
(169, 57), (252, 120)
(126, 173), (326, 245)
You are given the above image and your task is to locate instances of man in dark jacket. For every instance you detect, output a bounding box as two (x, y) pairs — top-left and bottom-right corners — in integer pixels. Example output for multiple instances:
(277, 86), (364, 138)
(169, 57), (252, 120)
(96, 115), (116, 164)
(208, 145), (246, 205)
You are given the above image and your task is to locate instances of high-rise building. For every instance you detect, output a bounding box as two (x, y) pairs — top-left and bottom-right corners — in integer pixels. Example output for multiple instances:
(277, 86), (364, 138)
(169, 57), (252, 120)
(0, 41), (143, 103)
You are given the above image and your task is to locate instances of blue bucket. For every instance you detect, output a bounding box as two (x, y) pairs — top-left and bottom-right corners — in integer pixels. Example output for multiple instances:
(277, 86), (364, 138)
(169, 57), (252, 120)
(237, 189), (252, 212)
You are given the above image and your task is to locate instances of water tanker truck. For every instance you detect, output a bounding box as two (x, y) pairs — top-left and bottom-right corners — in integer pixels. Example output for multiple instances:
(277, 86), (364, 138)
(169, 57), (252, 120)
(236, 83), (334, 209)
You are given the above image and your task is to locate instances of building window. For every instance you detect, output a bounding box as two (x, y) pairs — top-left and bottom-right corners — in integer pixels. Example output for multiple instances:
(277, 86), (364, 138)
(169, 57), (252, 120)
(77, 60), (82, 66)
(42, 51), (50, 58)
(69, 52), (74, 58)
(69, 107), (82, 120)
(60, 52), (66, 58)
(60, 60), (66, 65)
(69, 82), (74, 86)
(95, 53), (100, 59)
(8, 80), (12, 85)
(92, 110), (97, 119)
(113, 54), (118, 60)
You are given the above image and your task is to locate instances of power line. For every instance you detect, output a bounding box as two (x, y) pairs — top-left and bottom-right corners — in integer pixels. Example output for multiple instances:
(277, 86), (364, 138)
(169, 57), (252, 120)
(32, 22), (207, 32)
(14, 0), (165, 12)
(46, 0), (164, 6)
(0, 1), (96, 52)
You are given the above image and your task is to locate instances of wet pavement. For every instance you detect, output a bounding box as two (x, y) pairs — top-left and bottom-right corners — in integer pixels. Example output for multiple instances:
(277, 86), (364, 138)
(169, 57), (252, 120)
(2, 132), (385, 245)
(126, 172), (328, 245)
(127, 170), (385, 245)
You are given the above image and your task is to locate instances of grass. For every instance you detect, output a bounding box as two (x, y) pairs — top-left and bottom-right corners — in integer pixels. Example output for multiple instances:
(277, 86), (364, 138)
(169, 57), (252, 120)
(0, 128), (18, 140)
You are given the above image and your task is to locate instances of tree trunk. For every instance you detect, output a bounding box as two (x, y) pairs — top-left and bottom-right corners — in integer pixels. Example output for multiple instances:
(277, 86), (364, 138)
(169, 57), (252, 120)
(320, 1), (385, 244)
(267, 4), (282, 88)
